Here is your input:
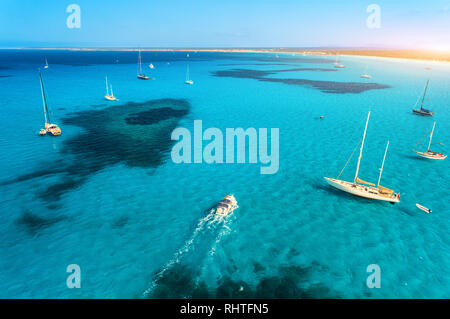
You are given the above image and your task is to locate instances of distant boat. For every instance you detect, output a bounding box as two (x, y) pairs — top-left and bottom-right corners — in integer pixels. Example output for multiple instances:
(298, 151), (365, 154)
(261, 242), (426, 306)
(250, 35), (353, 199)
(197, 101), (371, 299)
(185, 63), (193, 85)
(44, 58), (49, 69)
(104, 76), (118, 101)
(413, 122), (447, 160)
(137, 49), (150, 80)
(38, 69), (61, 136)
(360, 67), (371, 79)
(416, 203), (431, 213)
(149, 63), (154, 69)
(425, 66), (432, 70)
(334, 54), (346, 68)
(412, 80), (433, 116)
(324, 111), (400, 203)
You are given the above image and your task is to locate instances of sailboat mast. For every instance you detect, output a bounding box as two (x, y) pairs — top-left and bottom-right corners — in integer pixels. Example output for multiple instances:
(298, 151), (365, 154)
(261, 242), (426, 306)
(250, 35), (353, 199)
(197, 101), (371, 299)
(428, 122), (436, 151)
(377, 140), (389, 187)
(105, 76), (109, 96)
(110, 85), (113, 97)
(138, 50), (143, 74)
(38, 69), (50, 124)
(354, 111), (371, 184)
(420, 79), (429, 110)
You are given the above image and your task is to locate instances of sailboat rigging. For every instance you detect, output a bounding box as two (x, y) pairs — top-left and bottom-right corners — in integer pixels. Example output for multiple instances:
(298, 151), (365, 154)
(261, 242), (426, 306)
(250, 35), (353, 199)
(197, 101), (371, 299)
(413, 80), (434, 116)
(324, 111), (400, 203)
(38, 68), (61, 136)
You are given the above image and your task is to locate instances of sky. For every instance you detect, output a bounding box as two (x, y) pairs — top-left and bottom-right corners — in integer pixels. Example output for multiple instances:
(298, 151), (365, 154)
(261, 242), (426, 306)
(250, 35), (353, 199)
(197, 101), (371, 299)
(0, 0), (449, 49)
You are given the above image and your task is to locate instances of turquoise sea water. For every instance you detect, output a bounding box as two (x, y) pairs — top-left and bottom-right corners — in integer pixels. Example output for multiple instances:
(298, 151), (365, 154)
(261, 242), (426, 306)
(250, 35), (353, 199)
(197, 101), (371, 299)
(0, 50), (449, 298)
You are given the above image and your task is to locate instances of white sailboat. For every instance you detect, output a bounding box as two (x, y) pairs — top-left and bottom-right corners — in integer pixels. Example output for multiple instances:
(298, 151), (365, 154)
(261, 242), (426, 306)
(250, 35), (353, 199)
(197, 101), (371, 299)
(38, 69), (61, 136)
(137, 49), (149, 80)
(334, 53), (346, 68)
(360, 66), (371, 79)
(185, 64), (193, 85)
(44, 58), (49, 69)
(324, 111), (400, 203)
(104, 76), (118, 101)
(149, 63), (154, 69)
(413, 122), (447, 160)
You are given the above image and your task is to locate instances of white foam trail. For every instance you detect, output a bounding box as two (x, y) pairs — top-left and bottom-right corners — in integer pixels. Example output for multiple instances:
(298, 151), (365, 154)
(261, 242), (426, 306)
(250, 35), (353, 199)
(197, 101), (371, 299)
(143, 209), (234, 297)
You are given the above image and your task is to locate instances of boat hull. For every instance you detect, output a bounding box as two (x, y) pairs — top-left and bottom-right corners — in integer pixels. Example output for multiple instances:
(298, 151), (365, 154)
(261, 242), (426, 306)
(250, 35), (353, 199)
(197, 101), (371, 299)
(105, 95), (118, 101)
(413, 109), (434, 116)
(415, 151), (447, 160)
(324, 177), (400, 203)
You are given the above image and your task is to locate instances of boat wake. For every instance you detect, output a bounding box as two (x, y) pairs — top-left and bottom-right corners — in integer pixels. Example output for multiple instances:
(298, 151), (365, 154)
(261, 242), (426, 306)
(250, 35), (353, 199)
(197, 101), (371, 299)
(142, 208), (234, 297)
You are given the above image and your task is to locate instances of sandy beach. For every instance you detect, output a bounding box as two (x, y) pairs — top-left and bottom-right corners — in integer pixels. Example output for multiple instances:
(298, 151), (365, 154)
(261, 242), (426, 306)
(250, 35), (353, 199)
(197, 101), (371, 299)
(17, 47), (450, 63)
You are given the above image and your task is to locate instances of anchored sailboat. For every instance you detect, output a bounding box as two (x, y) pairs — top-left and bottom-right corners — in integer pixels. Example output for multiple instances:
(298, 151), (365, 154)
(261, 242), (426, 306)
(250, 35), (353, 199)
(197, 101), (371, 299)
(104, 76), (118, 101)
(185, 64), (193, 85)
(413, 80), (434, 116)
(137, 49), (150, 80)
(324, 111), (400, 203)
(413, 122), (447, 160)
(360, 66), (371, 79)
(44, 58), (49, 69)
(334, 53), (346, 68)
(38, 69), (61, 136)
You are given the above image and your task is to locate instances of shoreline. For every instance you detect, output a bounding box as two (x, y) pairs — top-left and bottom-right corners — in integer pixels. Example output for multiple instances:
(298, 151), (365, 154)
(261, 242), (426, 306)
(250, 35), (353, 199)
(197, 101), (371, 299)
(5, 47), (450, 64)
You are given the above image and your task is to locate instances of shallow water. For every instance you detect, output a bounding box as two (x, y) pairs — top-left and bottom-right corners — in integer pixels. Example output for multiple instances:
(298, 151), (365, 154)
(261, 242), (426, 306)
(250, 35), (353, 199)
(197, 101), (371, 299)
(0, 50), (449, 298)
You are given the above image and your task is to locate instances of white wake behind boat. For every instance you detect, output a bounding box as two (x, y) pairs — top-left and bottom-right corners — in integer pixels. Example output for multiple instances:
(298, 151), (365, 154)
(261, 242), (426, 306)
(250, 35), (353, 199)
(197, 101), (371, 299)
(324, 111), (400, 203)
(215, 195), (238, 217)
(413, 122), (446, 160)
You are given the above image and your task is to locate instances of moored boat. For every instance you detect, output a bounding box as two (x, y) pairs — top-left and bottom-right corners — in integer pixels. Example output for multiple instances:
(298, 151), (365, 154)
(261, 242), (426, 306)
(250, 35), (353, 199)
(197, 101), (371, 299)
(412, 80), (434, 116)
(413, 122), (446, 160)
(137, 49), (150, 80)
(324, 111), (400, 203)
(416, 203), (431, 213)
(38, 69), (61, 136)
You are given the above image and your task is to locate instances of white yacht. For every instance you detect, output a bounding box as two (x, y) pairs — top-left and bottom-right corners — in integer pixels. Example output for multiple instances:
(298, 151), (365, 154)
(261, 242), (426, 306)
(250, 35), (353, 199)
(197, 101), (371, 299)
(215, 195), (238, 217)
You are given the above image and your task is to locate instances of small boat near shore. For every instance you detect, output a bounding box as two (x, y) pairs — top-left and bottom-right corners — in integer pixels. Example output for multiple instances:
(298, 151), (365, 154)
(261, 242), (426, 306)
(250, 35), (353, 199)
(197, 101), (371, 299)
(334, 54), (346, 68)
(215, 195), (238, 217)
(413, 79), (434, 116)
(324, 111), (400, 203)
(413, 122), (447, 160)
